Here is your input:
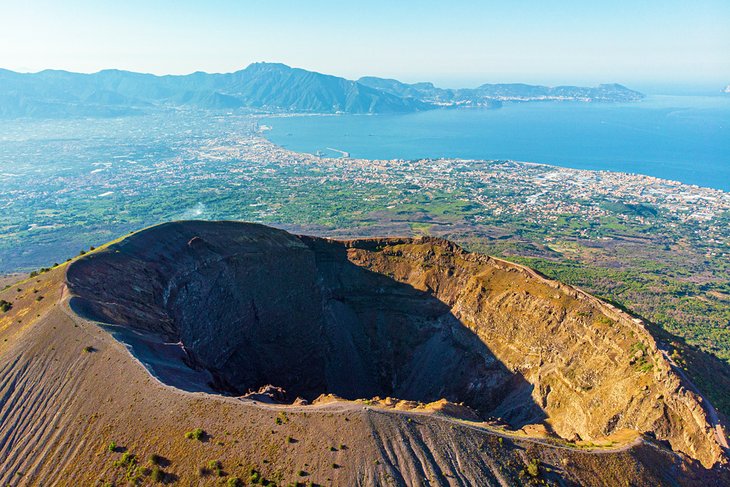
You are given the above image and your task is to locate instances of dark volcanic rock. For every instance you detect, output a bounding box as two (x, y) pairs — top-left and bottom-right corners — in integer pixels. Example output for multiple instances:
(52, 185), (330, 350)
(67, 221), (529, 422)
(66, 221), (727, 469)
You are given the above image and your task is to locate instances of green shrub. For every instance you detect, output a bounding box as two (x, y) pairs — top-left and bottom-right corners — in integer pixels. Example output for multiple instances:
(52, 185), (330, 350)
(107, 441), (116, 452)
(595, 315), (615, 327)
(126, 465), (143, 483)
(185, 428), (205, 441)
(227, 477), (243, 487)
(113, 452), (144, 484)
(207, 459), (224, 476)
(0, 300), (12, 312)
(113, 451), (136, 469)
(630, 341), (653, 372)
(249, 470), (262, 483)
(150, 466), (164, 482)
(637, 362), (654, 373)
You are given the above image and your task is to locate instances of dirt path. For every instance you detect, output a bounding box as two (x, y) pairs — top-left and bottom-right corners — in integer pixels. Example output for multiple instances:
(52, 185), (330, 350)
(368, 408), (645, 455)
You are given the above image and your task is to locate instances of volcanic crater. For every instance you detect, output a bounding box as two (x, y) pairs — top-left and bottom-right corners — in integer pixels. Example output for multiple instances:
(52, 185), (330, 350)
(65, 221), (727, 468)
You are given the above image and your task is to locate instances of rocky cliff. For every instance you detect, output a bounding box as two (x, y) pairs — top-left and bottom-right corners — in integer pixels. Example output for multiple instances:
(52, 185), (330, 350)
(66, 221), (727, 468)
(1, 220), (727, 485)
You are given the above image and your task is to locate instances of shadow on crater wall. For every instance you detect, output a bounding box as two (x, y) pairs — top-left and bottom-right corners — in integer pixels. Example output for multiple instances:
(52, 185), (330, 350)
(67, 220), (545, 428)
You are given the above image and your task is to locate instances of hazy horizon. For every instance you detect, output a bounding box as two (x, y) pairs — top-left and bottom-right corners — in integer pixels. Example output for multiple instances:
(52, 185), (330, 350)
(2, 62), (727, 96)
(2, 0), (728, 90)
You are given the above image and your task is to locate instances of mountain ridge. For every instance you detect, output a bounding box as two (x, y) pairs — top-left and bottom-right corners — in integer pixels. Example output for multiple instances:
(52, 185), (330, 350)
(357, 76), (642, 106)
(0, 62), (644, 118)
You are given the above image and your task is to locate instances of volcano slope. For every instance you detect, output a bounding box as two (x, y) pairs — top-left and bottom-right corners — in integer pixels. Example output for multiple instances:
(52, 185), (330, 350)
(1, 221), (728, 486)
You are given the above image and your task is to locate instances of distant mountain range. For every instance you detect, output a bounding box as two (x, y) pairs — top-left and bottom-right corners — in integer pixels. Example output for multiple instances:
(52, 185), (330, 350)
(0, 62), (644, 118)
(357, 77), (642, 106)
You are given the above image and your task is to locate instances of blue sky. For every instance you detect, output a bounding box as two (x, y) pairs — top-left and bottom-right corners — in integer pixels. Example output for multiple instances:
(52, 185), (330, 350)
(1, 0), (728, 88)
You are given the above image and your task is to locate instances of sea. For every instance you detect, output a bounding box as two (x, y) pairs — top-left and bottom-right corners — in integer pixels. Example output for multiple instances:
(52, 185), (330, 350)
(263, 95), (730, 191)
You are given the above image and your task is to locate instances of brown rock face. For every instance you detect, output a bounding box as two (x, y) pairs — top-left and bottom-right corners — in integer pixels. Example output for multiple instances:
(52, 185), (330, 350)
(66, 221), (727, 468)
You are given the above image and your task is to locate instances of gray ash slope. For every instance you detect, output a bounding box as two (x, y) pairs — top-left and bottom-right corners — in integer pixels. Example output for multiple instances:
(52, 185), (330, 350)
(1, 220), (728, 485)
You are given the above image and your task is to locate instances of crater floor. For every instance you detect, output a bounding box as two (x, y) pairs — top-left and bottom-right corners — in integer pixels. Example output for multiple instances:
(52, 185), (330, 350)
(69, 222), (541, 426)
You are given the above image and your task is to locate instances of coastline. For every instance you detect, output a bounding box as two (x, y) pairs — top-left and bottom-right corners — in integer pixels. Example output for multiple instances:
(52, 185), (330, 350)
(1, 128), (729, 276)
(259, 94), (730, 191)
(253, 132), (730, 204)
